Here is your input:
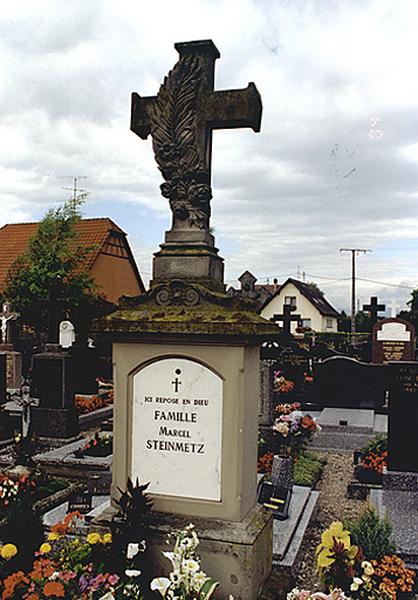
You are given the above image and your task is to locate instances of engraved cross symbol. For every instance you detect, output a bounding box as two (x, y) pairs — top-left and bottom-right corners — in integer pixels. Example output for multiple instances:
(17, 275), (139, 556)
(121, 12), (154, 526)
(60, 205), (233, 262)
(171, 377), (182, 393)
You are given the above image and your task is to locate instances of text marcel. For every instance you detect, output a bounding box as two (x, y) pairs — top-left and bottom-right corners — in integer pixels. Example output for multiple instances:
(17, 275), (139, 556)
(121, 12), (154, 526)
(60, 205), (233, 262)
(146, 409), (204, 454)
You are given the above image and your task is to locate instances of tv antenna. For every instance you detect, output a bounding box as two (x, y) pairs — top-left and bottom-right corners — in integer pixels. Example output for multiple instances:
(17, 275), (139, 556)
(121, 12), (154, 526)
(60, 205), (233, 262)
(56, 176), (88, 201)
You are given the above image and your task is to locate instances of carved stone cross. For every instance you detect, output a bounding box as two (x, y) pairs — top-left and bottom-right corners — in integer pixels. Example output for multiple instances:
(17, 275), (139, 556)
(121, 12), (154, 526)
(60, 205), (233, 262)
(131, 39), (262, 230)
(271, 304), (301, 337)
(363, 296), (386, 326)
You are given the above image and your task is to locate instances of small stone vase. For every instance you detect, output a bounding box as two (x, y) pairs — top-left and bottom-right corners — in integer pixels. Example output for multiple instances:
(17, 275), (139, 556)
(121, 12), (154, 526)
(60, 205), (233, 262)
(271, 454), (294, 490)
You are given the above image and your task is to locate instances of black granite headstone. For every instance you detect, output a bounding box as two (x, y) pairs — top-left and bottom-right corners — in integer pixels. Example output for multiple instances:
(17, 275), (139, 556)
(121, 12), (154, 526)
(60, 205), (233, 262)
(388, 362), (418, 473)
(30, 345), (78, 438)
(68, 491), (93, 514)
(257, 455), (293, 520)
(70, 344), (99, 395)
(316, 356), (387, 411)
(31, 348), (74, 408)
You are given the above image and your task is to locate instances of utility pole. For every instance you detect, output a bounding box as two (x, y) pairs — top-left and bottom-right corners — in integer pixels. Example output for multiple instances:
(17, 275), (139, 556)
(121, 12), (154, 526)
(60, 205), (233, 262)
(340, 248), (371, 337)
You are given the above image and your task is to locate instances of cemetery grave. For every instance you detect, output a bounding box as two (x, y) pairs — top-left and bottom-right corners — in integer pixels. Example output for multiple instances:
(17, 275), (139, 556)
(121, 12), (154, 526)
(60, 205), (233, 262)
(0, 37), (417, 600)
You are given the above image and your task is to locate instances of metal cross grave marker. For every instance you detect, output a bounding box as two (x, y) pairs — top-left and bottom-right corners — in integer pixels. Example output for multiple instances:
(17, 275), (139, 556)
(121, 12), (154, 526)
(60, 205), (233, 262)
(363, 296), (386, 326)
(271, 304), (301, 337)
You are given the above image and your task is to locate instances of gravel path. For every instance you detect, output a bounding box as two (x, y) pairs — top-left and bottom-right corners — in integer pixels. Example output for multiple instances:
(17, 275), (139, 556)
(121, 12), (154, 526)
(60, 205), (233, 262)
(295, 451), (365, 592)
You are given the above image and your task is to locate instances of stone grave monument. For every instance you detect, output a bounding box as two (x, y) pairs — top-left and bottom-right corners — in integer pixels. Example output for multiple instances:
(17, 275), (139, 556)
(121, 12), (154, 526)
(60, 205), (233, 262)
(372, 317), (415, 364)
(31, 283), (78, 438)
(93, 39), (278, 600)
(0, 302), (22, 390)
(370, 361), (418, 569)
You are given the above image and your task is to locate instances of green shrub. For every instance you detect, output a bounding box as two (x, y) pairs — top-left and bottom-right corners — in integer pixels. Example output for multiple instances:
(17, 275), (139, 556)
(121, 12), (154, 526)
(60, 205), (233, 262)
(347, 505), (395, 561)
(294, 451), (325, 487)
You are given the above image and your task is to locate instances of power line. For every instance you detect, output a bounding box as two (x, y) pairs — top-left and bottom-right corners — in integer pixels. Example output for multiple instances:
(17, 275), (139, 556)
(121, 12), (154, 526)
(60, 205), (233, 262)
(356, 277), (415, 290)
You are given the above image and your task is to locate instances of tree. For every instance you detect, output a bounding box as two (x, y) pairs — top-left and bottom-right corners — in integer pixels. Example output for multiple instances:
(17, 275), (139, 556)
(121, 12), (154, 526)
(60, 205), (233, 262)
(4, 197), (112, 342)
(355, 310), (374, 333)
(398, 288), (418, 331)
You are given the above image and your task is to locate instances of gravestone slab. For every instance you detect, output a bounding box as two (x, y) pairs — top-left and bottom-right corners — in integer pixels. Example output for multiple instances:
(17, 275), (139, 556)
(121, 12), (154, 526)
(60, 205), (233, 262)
(388, 361), (418, 473)
(259, 360), (273, 426)
(317, 407), (374, 431)
(316, 356), (387, 411)
(372, 318), (415, 364)
(132, 357), (222, 501)
(31, 346), (75, 408)
(70, 343), (99, 394)
(0, 344), (22, 390)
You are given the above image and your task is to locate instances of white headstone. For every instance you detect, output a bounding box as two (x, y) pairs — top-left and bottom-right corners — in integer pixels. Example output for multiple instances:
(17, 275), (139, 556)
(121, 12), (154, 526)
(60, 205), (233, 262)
(377, 322), (411, 342)
(132, 357), (223, 501)
(59, 320), (75, 348)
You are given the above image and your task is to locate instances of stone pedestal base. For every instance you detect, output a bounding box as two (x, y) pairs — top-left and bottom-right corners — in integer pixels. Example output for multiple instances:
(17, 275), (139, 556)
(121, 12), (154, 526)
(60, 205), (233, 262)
(151, 229), (225, 291)
(31, 407), (78, 438)
(0, 344), (22, 390)
(92, 504), (272, 600)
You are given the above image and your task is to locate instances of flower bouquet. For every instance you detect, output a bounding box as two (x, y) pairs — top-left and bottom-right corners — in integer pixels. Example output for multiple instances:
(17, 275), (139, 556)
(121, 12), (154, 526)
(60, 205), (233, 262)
(272, 403), (320, 458)
(151, 524), (219, 600)
(74, 433), (113, 458)
(354, 436), (387, 484)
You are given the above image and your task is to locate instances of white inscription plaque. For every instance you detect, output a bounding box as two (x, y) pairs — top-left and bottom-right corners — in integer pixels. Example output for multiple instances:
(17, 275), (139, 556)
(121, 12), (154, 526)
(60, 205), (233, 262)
(377, 322), (411, 342)
(132, 358), (223, 501)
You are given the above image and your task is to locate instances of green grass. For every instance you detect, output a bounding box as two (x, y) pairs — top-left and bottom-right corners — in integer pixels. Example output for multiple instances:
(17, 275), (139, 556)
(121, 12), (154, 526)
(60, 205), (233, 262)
(35, 478), (69, 501)
(294, 451), (326, 487)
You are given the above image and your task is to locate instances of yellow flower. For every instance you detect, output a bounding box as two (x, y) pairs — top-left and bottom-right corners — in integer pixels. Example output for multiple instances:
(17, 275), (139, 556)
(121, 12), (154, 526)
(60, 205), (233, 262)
(87, 532), (101, 545)
(48, 532), (60, 541)
(320, 522), (351, 550)
(39, 542), (52, 554)
(0, 544), (18, 559)
(102, 533), (112, 544)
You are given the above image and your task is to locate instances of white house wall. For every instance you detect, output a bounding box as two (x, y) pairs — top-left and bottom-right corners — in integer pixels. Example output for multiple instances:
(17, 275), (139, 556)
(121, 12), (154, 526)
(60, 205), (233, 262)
(260, 282), (338, 333)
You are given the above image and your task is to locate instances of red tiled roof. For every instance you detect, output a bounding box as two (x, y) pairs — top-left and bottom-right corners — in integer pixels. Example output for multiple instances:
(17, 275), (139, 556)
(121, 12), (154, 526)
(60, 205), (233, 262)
(0, 218), (126, 291)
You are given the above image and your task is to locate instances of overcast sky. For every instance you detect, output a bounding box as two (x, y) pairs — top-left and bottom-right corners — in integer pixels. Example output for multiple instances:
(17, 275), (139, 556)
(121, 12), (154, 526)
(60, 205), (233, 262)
(1, 0), (418, 314)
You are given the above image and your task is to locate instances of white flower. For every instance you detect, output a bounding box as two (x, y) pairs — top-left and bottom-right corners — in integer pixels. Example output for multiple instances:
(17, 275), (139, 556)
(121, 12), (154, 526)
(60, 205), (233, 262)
(184, 559), (200, 573)
(163, 551), (181, 570)
(169, 570), (183, 585)
(350, 577), (363, 591)
(191, 570), (207, 590)
(99, 593), (116, 600)
(361, 560), (374, 575)
(150, 577), (171, 595)
(125, 569), (141, 578)
(126, 542), (140, 559)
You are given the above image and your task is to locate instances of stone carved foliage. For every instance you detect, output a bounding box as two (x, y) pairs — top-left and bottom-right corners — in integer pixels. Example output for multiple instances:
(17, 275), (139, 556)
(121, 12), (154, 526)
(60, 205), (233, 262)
(149, 55), (212, 230)
(153, 280), (201, 307)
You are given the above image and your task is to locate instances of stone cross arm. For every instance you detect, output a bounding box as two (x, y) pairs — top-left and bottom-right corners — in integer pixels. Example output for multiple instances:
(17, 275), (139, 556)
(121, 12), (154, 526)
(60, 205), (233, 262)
(131, 82), (262, 140)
